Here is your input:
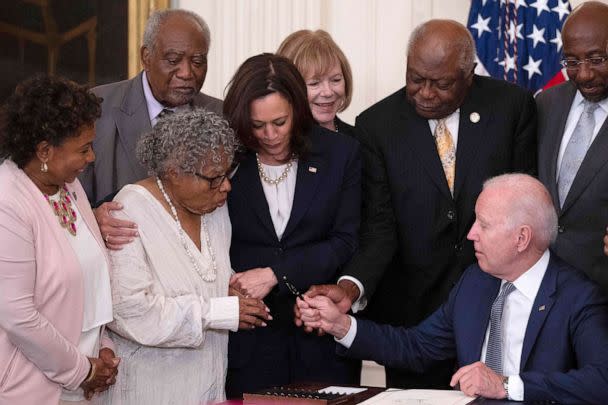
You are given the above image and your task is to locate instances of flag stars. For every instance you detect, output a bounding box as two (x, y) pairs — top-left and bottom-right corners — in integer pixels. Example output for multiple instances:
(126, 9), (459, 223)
(508, 21), (524, 43)
(499, 54), (517, 72)
(527, 24), (546, 48)
(523, 56), (543, 78)
(471, 15), (492, 38)
(530, 0), (550, 17)
(550, 28), (563, 51)
(552, 0), (570, 20)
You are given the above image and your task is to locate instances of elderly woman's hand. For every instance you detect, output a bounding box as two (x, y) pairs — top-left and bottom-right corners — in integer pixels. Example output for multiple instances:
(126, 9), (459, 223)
(94, 202), (139, 250)
(231, 289), (273, 330)
(229, 267), (278, 299)
(80, 348), (120, 399)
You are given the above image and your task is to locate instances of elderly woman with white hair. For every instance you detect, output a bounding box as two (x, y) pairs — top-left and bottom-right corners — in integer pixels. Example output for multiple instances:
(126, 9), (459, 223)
(102, 109), (271, 405)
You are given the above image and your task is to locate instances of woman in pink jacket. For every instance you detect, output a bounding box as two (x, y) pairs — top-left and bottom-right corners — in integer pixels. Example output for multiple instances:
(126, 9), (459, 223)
(0, 75), (119, 405)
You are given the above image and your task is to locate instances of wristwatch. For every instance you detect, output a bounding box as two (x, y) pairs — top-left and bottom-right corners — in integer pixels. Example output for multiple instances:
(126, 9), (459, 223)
(502, 375), (509, 399)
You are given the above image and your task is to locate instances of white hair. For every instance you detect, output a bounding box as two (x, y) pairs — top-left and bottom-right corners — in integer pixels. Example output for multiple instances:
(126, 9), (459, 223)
(483, 174), (558, 247)
(143, 9), (211, 51)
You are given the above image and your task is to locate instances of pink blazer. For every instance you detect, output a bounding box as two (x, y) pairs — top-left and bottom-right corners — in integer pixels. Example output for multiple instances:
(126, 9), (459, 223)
(0, 160), (114, 404)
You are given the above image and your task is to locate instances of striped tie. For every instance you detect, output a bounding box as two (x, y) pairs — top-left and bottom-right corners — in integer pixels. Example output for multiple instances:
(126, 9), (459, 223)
(485, 282), (516, 375)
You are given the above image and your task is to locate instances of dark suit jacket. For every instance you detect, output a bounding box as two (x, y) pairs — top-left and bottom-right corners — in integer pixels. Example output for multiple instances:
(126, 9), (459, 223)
(537, 81), (608, 293)
(341, 254), (608, 404)
(79, 72), (223, 205)
(346, 75), (537, 328)
(335, 116), (357, 139)
(227, 126), (361, 366)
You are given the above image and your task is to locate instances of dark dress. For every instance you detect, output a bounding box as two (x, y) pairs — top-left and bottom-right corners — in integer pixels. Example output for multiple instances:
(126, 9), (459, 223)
(226, 125), (362, 398)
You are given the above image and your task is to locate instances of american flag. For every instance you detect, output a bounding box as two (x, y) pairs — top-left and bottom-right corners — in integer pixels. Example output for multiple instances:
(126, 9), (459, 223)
(467, 0), (571, 93)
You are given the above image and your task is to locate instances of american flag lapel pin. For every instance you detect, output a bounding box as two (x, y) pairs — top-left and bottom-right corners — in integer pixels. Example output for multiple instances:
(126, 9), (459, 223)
(538, 305), (546, 311)
(308, 166), (317, 173)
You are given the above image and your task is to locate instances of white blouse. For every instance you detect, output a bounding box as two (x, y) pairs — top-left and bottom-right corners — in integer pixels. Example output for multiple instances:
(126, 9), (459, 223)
(259, 161), (298, 240)
(50, 192), (112, 402)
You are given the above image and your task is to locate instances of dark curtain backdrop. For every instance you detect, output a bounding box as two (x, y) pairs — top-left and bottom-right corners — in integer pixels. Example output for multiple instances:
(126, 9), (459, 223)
(0, 0), (128, 101)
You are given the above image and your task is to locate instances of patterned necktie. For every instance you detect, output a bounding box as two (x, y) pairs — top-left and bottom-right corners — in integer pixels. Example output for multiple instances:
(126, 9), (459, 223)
(434, 119), (456, 194)
(557, 101), (599, 207)
(155, 108), (174, 126)
(485, 282), (516, 375)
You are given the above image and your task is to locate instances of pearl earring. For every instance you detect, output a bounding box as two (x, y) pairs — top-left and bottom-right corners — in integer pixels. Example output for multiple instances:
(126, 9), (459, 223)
(41, 161), (48, 173)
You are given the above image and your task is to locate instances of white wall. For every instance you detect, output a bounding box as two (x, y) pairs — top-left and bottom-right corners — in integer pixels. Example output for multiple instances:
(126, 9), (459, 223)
(176, 0), (605, 124)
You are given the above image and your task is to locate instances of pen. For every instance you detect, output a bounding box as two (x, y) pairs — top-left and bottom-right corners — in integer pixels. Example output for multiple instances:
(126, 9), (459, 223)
(282, 275), (304, 300)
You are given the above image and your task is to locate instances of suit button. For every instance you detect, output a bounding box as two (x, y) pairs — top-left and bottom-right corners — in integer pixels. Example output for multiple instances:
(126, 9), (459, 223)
(275, 248), (283, 256)
(558, 225), (565, 233)
(447, 210), (456, 221)
(454, 243), (463, 252)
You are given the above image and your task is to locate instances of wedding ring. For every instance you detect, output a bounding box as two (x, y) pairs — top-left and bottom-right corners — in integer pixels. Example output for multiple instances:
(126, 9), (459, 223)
(104, 234), (110, 243)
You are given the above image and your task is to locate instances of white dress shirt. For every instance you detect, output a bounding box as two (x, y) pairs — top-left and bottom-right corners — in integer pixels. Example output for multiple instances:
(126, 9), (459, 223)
(556, 91), (608, 178)
(338, 250), (551, 401)
(480, 250), (550, 400)
(259, 161), (298, 240)
(340, 109), (461, 313)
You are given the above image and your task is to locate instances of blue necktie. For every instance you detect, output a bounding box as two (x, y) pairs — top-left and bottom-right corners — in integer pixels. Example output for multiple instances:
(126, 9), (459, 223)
(485, 282), (516, 375)
(558, 101), (599, 207)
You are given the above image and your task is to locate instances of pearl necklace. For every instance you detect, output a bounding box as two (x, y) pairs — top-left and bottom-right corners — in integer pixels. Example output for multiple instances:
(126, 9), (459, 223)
(156, 177), (217, 282)
(256, 154), (295, 185)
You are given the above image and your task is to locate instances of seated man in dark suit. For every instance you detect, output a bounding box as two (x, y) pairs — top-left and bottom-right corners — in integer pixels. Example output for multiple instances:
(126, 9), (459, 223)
(298, 174), (608, 404)
(80, 9), (223, 248)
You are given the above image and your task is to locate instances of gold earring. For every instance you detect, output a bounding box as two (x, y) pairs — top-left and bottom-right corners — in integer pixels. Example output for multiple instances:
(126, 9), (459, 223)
(41, 161), (48, 173)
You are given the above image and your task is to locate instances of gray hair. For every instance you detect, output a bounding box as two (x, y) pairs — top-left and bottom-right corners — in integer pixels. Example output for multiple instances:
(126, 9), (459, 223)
(142, 9), (211, 52)
(483, 174), (558, 247)
(137, 109), (239, 177)
(407, 20), (476, 72)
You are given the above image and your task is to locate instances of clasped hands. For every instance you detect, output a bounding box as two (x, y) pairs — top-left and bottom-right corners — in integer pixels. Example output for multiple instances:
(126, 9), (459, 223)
(80, 347), (120, 400)
(293, 284), (507, 400)
(229, 267), (276, 330)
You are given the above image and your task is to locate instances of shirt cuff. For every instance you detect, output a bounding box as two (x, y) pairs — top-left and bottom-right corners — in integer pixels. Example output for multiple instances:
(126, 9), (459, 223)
(335, 315), (357, 348)
(207, 296), (239, 332)
(507, 375), (524, 401)
(337, 276), (367, 313)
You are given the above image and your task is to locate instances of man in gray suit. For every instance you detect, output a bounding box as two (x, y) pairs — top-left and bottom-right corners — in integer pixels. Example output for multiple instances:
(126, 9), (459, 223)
(537, 1), (608, 293)
(81, 9), (222, 248)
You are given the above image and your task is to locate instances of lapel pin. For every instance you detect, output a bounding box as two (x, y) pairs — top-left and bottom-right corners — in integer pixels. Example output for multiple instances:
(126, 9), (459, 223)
(308, 166), (317, 173)
(538, 305), (546, 311)
(470, 112), (480, 123)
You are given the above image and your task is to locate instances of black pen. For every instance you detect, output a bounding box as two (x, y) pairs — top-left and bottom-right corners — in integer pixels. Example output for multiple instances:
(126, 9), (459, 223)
(282, 275), (304, 300)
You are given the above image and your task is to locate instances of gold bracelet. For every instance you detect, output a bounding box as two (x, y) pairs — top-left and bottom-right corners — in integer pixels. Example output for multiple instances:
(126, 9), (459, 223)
(84, 360), (97, 384)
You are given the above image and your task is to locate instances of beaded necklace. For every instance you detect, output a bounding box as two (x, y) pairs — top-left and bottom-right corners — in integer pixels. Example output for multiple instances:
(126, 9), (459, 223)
(156, 177), (217, 282)
(44, 185), (77, 236)
(256, 153), (296, 185)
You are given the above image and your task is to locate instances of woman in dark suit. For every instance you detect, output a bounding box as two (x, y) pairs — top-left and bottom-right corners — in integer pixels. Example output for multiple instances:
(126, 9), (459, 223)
(277, 29), (356, 137)
(223, 54), (361, 398)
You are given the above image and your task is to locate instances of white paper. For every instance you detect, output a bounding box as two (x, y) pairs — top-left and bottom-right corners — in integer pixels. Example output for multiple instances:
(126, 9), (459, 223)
(359, 389), (475, 405)
(318, 386), (368, 395)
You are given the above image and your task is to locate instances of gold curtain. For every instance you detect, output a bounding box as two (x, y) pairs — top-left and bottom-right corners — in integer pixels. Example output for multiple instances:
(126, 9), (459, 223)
(128, 0), (170, 78)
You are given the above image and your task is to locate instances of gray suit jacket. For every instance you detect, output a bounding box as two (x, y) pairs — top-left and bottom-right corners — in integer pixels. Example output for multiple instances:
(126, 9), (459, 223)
(537, 81), (608, 293)
(80, 72), (223, 205)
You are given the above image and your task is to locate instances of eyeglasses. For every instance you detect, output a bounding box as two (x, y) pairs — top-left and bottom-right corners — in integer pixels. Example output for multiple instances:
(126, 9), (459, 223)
(191, 163), (240, 189)
(560, 56), (608, 69)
